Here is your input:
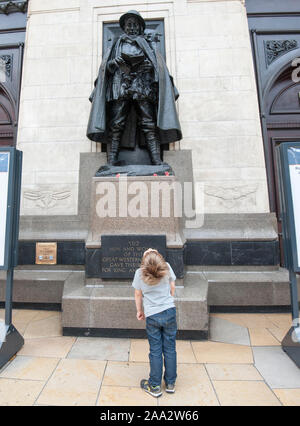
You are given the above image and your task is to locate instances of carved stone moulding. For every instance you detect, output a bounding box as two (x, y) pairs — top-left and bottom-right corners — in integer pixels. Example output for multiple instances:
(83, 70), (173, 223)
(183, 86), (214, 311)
(264, 39), (298, 67)
(0, 0), (28, 14)
(0, 54), (12, 78)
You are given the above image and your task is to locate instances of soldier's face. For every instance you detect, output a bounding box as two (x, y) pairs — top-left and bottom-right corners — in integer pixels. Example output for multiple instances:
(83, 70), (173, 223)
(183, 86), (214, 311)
(124, 17), (141, 36)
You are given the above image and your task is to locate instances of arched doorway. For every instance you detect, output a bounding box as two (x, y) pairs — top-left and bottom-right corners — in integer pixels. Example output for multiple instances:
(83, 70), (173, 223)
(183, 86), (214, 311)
(0, 85), (16, 146)
(264, 64), (300, 216)
(263, 62), (300, 264)
(246, 1), (300, 266)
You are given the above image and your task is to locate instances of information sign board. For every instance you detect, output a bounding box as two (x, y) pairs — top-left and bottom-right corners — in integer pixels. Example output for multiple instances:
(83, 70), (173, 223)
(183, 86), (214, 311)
(0, 147), (24, 369)
(277, 143), (300, 272)
(0, 151), (11, 269)
(287, 148), (300, 270)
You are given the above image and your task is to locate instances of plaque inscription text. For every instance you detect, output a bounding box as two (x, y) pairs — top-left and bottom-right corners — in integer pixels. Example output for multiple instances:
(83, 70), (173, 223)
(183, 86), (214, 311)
(101, 235), (166, 279)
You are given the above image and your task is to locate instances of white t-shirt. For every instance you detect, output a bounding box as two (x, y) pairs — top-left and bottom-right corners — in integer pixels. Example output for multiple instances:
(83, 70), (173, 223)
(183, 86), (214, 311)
(132, 262), (176, 318)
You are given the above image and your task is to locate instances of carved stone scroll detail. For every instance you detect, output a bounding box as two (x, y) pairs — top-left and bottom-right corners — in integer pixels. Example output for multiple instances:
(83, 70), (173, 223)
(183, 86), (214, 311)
(265, 40), (298, 67)
(0, 55), (12, 79)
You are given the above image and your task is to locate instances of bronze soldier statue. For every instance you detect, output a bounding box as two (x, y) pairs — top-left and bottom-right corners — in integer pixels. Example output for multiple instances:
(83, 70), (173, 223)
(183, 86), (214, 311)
(87, 10), (182, 168)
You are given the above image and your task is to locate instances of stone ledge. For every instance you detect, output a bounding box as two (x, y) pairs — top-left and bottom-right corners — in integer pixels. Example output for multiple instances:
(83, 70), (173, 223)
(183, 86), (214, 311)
(207, 267), (300, 306)
(19, 215), (89, 241)
(0, 266), (84, 305)
(205, 268), (290, 283)
(0, 274), (67, 305)
(184, 213), (278, 241)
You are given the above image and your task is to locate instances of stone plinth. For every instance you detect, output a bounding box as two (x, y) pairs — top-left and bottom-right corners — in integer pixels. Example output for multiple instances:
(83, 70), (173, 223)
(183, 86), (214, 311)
(86, 175), (185, 249)
(62, 268), (209, 340)
(85, 174), (186, 279)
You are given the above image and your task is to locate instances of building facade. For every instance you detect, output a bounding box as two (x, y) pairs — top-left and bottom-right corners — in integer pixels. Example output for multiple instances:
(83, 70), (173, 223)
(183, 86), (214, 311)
(1, 0), (299, 330)
(19, 0), (269, 218)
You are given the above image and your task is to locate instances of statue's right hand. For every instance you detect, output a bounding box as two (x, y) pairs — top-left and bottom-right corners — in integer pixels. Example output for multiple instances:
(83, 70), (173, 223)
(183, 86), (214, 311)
(107, 57), (129, 74)
(114, 56), (126, 67)
(107, 57), (126, 73)
(108, 56), (125, 68)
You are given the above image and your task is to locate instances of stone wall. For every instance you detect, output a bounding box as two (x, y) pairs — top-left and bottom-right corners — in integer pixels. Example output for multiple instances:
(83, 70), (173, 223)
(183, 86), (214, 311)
(177, 0), (269, 215)
(17, 0), (269, 217)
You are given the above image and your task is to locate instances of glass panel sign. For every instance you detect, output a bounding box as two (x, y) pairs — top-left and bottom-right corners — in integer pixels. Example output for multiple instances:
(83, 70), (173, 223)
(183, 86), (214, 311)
(0, 152), (10, 267)
(288, 146), (300, 269)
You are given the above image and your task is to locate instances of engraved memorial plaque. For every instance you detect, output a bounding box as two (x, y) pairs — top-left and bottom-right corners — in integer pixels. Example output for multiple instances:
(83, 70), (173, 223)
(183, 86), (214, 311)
(101, 235), (166, 278)
(36, 242), (57, 265)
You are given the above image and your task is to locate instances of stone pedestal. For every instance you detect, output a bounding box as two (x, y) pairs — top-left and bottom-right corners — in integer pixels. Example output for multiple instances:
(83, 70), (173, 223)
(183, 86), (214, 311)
(86, 175), (185, 248)
(85, 175), (186, 279)
(61, 268), (209, 340)
(59, 168), (210, 339)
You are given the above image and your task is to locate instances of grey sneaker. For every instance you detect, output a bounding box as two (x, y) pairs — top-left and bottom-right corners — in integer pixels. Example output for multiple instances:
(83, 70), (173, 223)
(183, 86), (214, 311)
(165, 383), (175, 393)
(140, 379), (162, 398)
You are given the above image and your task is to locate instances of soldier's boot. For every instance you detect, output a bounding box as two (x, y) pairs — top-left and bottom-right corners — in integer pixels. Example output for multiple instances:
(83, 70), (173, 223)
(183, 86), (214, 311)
(107, 138), (120, 165)
(145, 134), (163, 165)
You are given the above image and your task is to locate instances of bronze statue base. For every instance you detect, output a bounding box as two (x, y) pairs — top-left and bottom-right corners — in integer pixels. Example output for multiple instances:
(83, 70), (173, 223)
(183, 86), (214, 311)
(95, 162), (174, 177)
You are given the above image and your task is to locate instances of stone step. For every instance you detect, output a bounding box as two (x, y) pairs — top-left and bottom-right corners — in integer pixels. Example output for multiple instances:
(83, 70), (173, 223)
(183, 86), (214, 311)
(2, 265), (297, 336)
(203, 267), (299, 307)
(85, 277), (184, 288)
(0, 266), (84, 305)
(186, 265), (281, 272)
(61, 269), (208, 339)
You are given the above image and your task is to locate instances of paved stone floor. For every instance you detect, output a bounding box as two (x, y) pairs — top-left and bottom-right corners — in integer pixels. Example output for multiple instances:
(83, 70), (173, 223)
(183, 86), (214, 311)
(0, 309), (300, 406)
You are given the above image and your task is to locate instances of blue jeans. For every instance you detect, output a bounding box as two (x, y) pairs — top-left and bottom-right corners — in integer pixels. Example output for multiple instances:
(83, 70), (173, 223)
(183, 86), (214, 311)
(146, 307), (177, 387)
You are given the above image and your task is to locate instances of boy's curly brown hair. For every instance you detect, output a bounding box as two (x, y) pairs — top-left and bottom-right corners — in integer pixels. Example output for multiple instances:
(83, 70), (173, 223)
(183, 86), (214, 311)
(140, 249), (169, 285)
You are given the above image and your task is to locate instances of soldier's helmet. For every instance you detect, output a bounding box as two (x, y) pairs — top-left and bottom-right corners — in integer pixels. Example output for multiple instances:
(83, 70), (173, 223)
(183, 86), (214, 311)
(119, 10), (146, 33)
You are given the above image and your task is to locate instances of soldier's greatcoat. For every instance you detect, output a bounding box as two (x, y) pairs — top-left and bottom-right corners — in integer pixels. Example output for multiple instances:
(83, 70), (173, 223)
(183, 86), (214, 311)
(87, 35), (182, 147)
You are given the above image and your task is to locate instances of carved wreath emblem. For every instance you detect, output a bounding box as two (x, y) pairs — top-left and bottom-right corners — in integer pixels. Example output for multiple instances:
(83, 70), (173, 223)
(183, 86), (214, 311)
(204, 185), (258, 209)
(23, 190), (71, 209)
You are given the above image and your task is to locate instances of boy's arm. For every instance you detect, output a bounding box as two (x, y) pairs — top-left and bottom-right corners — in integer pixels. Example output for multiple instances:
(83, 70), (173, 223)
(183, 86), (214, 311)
(170, 280), (175, 297)
(134, 289), (145, 320)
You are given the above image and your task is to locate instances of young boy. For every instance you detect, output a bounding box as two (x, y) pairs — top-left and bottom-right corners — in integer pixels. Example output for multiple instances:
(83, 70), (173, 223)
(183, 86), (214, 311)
(132, 248), (177, 398)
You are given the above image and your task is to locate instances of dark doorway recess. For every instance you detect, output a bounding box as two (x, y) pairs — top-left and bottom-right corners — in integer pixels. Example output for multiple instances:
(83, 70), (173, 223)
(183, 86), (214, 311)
(246, 1), (300, 265)
(0, 84), (16, 146)
(246, 2), (300, 212)
(0, 6), (27, 147)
